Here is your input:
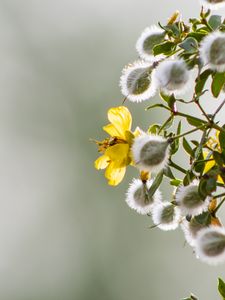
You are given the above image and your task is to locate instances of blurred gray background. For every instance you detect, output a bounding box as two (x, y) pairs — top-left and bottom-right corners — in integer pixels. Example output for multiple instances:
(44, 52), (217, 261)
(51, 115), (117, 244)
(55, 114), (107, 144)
(0, 0), (224, 299)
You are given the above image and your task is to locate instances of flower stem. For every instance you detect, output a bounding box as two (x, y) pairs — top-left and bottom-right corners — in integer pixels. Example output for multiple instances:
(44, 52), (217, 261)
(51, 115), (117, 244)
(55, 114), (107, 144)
(214, 192), (225, 199)
(170, 124), (206, 141)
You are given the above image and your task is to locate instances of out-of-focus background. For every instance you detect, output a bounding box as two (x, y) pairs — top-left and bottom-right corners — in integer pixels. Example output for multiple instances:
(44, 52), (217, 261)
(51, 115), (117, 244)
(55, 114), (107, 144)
(0, 0), (224, 299)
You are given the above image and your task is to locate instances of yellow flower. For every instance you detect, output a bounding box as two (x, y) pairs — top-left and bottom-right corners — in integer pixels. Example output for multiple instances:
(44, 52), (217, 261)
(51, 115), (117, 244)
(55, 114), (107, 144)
(203, 131), (224, 184)
(94, 106), (136, 186)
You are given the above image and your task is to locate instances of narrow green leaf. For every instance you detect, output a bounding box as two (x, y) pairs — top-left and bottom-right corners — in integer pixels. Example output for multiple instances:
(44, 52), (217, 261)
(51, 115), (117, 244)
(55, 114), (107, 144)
(218, 278), (225, 299)
(183, 137), (194, 157)
(148, 171), (164, 198)
(211, 72), (225, 98)
(170, 121), (182, 155)
(219, 125), (225, 150)
(145, 103), (169, 111)
(195, 69), (212, 95)
(187, 116), (205, 128)
(148, 123), (161, 135)
(183, 171), (195, 186)
(198, 179), (208, 198)
(163, 167), (175, 179)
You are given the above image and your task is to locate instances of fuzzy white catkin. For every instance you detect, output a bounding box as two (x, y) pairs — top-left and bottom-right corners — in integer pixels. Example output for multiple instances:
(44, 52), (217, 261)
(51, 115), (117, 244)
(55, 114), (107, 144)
(125, 178), (162, 214)
(136, 25), (165, 62)
(200, 31), (225, 73)
(175, 181), (210, 217)
(199, 0), (225, 9)
(132, 134), (169, 173)
(153, 59), (191, 96)
(195, 226), (225, 265)
(152, 202), (181, 231)
(180, 218), (207, 247)
(120, 61), (157, 102)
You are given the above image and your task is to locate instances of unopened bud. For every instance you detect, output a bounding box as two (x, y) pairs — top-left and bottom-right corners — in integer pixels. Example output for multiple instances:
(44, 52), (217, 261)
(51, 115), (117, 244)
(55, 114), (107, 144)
(125, 178), (162, 215)
(132, 134), (170, 173)
(200, 32), (225, 73)
(195, 226), (225, 265)
(153, 59), (190, 96)
(152, 202), (181, 231)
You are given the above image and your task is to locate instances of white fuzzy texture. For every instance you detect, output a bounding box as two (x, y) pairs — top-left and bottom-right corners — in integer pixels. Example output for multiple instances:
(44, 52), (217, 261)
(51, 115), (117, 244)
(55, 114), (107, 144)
(175, 181), (210, 217)
(195, 226), (225, 265)
(200, 31), (225, 72)
(153, 59), (191, 96)
(152, 202), (181, 231)
(180, 218), (196, 247)
(132, 134), (169, 173)
(125, 178), (162, 215)
(199, 0), (225, 9)
(180, 218), (207, 247)
(136, 25), (165, 61)
(120, 60), (157, 102)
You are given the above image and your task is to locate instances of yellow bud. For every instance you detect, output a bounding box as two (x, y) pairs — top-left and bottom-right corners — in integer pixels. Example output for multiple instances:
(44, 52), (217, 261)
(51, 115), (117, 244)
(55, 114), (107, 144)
(208, 198), (217, 213)
(140, 171), (150, 182)
(167, 11), (180, 25)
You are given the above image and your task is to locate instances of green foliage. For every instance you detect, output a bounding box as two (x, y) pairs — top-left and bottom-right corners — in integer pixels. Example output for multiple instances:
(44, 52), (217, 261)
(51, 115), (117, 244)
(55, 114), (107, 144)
(218, 278), (225, 299)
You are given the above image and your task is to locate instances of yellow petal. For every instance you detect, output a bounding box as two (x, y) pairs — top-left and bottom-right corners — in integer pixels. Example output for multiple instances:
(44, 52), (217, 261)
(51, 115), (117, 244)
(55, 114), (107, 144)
(218, 175), (224, 184)
(105, 143), (130, 165)
(107, 106), (132, 139)
(94, 155), (109, 170)
(103, 124), (121, 137)
(204, 160), (216, 174)
(105, 162), (126, 186)
(203, 151), (215, 174)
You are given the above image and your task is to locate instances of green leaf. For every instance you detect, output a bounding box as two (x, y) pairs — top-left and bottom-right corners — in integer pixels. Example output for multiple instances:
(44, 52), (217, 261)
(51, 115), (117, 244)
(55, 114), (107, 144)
(163, 167), (175, 179)
(159, 92), (177, 110)
(199, 177), (217, 197)
(187, 31), (207, 42)
(205, 177), (217, 194)
(218, 278), (225, 299)
(163, 24), (180, 37)
(211, 72), (225, 98)
(213, 151), (224, 166)
(183, 137), (194, 157)
(219, 125), (225, 151)
(183, 171), (195, 186)
(187, 116), (205, 128)
(194, 211), (211, 226)
(198, 179), (209, 198)
(208, 15), (222, 30)
(145, 103), (169, 111)
(170, 179), (182, 186)
(195, 69), (212, 95)
(148, 171), (164, 198)
(194, 151), (205, 174)
(179, 37), (198, 53)
(153, 41), (175, 55)
(170, 121), (181, 155)
(148, 123), (161, 135)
